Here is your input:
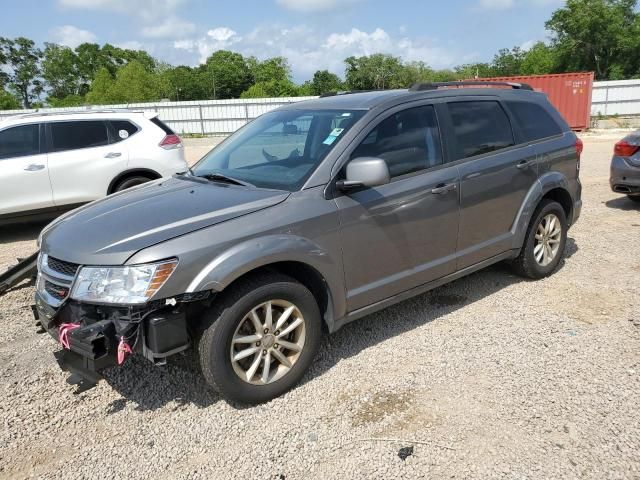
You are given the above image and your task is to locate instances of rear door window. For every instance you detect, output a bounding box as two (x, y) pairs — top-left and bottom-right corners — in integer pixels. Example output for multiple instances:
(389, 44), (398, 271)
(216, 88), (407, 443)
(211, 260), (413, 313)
(351, 105), (443, 178)
(50, 121), (109, 152)
(506, 101), (563, 142)
(447, 101), (515, 160)
(0, 124), (40, 159)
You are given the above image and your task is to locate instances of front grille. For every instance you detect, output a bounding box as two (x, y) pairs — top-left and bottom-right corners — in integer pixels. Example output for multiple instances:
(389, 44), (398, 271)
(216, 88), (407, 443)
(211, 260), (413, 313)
(47, 257), (80, 277)
(44, 280), (69, 301)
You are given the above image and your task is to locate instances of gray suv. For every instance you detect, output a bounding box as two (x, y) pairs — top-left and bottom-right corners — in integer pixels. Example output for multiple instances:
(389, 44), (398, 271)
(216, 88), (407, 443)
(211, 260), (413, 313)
(34, 82), (582, 404)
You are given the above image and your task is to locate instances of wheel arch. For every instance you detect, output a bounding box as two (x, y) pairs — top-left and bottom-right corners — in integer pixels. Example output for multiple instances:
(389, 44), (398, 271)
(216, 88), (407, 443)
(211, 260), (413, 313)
(107, 168), (162, 194)
(511, 172), (574, 251)
(186, 235), (346, 333)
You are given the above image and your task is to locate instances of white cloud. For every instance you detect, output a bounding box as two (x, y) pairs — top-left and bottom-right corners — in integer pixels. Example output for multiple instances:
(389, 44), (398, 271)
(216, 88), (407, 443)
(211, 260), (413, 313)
(141, 17), (196, 39)
(51, 25), (97, 48)
(174, 28), (241, 63)
(174, 25), (456, 80)
(116, 40), (144, 50)
(275, 0), (359, 12)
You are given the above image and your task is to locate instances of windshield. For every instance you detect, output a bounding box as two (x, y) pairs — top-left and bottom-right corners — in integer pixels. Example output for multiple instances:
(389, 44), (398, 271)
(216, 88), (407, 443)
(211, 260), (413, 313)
(191, 109), (365, 191)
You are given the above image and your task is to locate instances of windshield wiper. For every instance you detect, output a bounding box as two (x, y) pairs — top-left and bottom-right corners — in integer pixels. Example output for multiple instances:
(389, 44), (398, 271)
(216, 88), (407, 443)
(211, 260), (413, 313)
(197, 173), (254, 187)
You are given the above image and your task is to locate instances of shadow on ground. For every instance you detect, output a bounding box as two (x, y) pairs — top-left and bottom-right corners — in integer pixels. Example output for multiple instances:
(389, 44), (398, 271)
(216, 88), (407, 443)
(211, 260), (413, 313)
(103, 238), (578, 411)
(0, 221), (47, 244)
(605, 196), (640, 211)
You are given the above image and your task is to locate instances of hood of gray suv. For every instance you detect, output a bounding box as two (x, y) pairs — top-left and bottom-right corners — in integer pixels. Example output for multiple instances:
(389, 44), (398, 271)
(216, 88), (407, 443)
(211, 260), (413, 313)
(40, 176), (289, 265)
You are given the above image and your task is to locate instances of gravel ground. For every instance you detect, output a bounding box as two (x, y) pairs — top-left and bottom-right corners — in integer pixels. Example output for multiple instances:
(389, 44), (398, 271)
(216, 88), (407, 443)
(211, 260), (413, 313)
(0, 134), (639, 479)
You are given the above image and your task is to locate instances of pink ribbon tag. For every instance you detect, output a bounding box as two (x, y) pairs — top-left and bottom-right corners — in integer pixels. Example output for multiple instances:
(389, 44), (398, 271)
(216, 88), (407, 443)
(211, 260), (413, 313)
(58, 323), (81, 349)
(117, 336), (133, 365)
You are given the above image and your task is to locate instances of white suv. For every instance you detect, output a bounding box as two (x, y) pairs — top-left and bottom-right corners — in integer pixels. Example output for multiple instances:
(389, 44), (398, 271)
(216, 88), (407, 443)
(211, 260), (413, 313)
(0, 110), (188, 224)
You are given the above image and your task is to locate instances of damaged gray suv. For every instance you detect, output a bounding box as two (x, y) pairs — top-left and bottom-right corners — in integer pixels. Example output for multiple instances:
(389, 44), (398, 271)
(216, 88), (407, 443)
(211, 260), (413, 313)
(34, 82), (582, 404)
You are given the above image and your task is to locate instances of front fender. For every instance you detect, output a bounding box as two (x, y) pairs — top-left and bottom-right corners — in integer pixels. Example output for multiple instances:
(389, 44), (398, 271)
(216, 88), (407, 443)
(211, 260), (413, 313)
(510, 171), (571, 250)
(184, 234), (345, 327)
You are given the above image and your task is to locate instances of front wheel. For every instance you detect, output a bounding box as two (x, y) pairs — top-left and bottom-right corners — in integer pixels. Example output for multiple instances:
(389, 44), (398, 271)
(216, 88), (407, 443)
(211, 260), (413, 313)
(198, 273), (322, 404)
(511, 200), (568, 279)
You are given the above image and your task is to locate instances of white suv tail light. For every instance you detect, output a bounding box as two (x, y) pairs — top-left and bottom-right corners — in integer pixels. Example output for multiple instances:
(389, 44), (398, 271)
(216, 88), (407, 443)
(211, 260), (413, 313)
(159, 134), (182, 150)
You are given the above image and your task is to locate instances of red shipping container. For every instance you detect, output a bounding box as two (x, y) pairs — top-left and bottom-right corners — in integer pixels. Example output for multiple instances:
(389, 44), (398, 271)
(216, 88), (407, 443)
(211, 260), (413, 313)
(478, 73), (595, 131)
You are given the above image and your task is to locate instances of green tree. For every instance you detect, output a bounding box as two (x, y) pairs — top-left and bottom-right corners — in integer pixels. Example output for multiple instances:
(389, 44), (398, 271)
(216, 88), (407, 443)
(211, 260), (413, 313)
(546, 0), (639, 79)
(520, 42), (558, 75)
(108, 61), (161, 104)
(0, 89), (20, 110)
(0, 37), (43, 108)
(492, 47), (525, 76)
(454, 63), (496, 80)
(344, 54), (406, 90)
(162, 65), (208, 101)
(85, 67), (115, 104)
(308, 70), (343, 95)
(240, 79), (302, 98)
(42, 43), (82, 101)
(248, 56), (291, 83)
(204, 50), (253, 99)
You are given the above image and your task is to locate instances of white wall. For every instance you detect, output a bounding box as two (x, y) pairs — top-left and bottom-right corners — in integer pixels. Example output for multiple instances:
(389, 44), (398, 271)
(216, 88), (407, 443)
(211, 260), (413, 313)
(591, 79), (640, 116)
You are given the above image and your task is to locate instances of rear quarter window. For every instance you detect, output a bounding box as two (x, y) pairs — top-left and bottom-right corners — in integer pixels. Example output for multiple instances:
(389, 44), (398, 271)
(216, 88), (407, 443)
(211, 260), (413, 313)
(506, 101), (563, 142)
(110, 120), (139, 142)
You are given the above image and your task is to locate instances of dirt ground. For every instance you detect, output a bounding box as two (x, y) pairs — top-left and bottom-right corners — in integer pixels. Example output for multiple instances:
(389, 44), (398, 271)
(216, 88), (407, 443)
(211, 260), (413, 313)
(0, 133), (638, 479)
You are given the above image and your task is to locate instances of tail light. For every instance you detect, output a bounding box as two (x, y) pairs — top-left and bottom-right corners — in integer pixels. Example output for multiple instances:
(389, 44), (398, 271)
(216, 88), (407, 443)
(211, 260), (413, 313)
(614, 140), (640, 157)
(159, 134), (182, 150)
(575, 137), (583, 174)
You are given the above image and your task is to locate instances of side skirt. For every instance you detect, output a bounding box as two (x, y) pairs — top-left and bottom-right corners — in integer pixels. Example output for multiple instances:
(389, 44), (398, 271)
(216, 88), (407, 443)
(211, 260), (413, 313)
(330, 250), (517, 333)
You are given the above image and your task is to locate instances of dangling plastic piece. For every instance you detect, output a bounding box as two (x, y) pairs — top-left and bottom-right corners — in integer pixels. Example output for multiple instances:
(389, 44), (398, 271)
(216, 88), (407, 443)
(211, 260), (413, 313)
(58, 323), (81, 349)
(117, 336), (133, 365)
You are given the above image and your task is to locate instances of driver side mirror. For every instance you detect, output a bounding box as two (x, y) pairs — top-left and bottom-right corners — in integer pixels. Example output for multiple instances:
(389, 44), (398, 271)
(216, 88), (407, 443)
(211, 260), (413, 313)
(337, 157), (390, 191)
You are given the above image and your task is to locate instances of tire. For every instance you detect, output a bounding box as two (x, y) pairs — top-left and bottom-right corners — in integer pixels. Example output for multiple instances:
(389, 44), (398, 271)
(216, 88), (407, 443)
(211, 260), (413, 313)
(113, 175), (154, 192)
(198, 272), (322, 404)
(511, 199), (567, 279)
(628, 195), (640, 203)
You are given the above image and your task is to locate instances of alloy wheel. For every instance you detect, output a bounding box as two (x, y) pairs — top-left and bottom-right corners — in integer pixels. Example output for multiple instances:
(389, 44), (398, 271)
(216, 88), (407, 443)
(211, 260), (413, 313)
(230, 300), (306, 385)
(534, 213), (562, 266)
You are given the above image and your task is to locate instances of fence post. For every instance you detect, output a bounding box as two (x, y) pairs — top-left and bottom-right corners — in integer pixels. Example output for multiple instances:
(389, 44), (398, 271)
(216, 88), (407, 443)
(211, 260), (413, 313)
(244, 103), (250, 126)
(199, 105), (205, 136)
(604, 85), (609, 116)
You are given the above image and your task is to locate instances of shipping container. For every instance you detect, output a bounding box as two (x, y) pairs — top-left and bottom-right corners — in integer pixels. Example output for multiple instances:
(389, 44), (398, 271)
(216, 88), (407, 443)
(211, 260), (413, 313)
(479, 73), (595, 131)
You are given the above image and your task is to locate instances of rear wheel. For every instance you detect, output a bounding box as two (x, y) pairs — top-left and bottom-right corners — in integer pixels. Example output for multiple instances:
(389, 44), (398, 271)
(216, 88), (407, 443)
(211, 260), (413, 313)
(198, 273), (322, 404)
(511, 200), (567, 279)
(113, 175), (154, 192)
(628, 194), (640, 203)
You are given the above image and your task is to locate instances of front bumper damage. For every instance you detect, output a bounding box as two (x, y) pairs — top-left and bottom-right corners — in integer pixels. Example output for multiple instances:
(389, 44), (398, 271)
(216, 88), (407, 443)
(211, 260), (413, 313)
(33, 293), (197, 392)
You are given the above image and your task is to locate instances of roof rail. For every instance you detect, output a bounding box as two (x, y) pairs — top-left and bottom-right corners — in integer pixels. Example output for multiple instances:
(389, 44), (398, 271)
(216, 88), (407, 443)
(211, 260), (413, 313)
(319, 90), (376, 98)
(409, 81), (534, 92)
(11, 108), (146, 119)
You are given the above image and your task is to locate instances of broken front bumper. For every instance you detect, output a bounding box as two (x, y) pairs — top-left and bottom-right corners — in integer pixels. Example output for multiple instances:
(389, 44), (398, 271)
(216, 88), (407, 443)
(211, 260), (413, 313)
(33, 292), (191, 390)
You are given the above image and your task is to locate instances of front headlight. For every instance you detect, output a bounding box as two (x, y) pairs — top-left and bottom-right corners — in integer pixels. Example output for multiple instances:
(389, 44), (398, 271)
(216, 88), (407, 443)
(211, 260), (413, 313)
(70, 260), (177, 304)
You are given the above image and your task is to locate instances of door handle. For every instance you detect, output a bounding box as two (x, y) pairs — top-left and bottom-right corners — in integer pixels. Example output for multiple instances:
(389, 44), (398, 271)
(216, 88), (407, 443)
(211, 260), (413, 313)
(516, 159), (534, 170)
(24, 164), (45, 171)
(104, 152), (122, 159)
(431, 183), (457, 195)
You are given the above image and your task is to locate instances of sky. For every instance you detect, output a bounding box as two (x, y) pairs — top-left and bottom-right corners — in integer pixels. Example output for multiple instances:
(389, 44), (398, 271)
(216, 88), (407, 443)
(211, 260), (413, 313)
(0, 0), (565, 81)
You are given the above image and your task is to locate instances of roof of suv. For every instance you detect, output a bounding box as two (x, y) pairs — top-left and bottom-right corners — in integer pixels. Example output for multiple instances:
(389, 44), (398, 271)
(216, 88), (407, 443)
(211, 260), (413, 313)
(0, 109), (154, 128)
(282, 83), (546, 111)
